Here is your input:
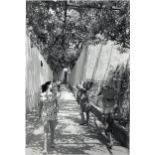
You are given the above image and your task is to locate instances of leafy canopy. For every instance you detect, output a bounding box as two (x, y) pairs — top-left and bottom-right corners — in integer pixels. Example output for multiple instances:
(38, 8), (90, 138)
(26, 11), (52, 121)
(26, 0), (130, 73)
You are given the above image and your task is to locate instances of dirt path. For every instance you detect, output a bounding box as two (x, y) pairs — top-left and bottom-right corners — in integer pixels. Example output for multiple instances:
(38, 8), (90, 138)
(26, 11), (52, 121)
(26, 86), (129, 155)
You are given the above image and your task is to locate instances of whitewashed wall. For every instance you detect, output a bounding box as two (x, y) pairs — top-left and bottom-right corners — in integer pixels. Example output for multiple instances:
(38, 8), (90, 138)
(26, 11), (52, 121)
(85, 41), (129, 81)
(69, 41), (129, 86)
(26, 34), (53, 113)
(69, 45), (88, 86)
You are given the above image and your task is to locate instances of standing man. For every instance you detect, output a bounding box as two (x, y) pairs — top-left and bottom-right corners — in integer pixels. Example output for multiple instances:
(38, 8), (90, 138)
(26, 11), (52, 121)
(63, 68), (68, 84)
(76, 81), (91, 125)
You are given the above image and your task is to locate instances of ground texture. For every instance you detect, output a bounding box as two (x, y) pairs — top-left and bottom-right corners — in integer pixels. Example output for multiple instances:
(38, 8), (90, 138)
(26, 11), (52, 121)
(26, 86), (129, 155)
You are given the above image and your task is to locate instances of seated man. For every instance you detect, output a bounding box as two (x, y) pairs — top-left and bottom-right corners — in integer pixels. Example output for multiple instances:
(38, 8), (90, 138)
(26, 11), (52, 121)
(99, 85), (117, 148)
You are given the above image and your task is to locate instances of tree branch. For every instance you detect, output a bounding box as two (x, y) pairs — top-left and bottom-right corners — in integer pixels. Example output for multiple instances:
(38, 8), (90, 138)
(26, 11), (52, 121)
(66, 4), (121, 10)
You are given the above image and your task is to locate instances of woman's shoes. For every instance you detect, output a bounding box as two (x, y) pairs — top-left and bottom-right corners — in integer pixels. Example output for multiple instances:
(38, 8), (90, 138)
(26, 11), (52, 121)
(51, 145), (55, 148)
(80, 121), (89, 125)
(42, 149), (47, 154)
(80, 122), (86, 125)
(107, 143), (112, 149)
(51, 143), (55, 148)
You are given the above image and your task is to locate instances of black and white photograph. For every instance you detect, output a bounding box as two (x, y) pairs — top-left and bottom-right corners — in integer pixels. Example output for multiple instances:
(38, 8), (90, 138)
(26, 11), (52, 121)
(26, 0), (130, 154)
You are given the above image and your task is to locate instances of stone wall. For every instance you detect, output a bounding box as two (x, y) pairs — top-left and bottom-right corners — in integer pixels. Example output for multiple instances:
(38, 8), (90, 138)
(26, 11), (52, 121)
(26, 34), (53, 113)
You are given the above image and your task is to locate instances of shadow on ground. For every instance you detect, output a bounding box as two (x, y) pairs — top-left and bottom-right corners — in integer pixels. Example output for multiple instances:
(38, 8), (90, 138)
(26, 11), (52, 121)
(26, 86), (129, 155)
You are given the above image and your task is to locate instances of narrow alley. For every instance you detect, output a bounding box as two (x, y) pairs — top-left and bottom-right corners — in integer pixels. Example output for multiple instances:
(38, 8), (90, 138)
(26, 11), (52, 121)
(26, 86), (128, 155)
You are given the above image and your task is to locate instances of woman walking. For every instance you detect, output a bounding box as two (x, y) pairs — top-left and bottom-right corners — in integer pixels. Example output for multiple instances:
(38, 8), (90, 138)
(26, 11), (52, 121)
(39, 81), (60, 154)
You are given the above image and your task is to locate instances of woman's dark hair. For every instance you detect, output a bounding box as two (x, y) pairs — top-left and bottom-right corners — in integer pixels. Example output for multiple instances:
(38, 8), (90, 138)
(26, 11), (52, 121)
(41, 81), (51, 92)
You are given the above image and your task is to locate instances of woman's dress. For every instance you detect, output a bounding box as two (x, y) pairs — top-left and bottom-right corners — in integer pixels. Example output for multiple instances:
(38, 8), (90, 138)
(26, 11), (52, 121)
(40, 92), (58, 122)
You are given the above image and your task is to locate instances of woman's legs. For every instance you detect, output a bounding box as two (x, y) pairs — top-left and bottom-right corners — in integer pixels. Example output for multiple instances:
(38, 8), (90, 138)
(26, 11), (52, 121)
(43, 121), (48, 153)
(86, 111), (89, 125)
(43, 133), (48, 153)
(80, 104), (85, 125)
(42, 120), (57, 151)
(49, 120), (56, 146)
